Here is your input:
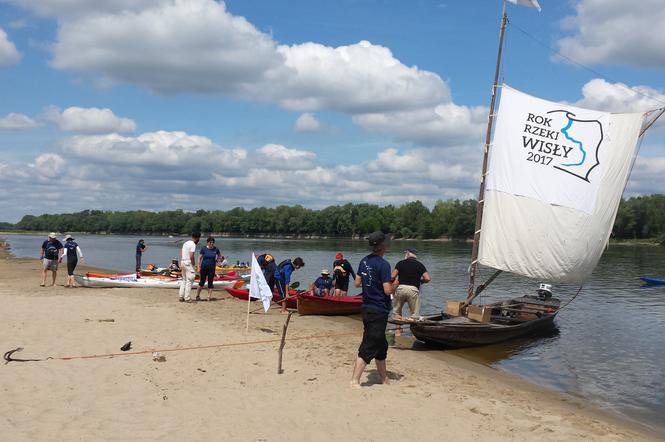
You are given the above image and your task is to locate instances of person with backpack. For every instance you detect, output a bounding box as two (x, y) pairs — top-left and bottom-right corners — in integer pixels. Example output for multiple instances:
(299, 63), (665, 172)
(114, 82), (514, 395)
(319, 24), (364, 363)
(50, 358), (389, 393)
(274, 256), (305, 314)
(62, 234), (85, 288)
(40, 232), (64, 287)
(332, 251), (356, 296)
(256, 253), (277, 291)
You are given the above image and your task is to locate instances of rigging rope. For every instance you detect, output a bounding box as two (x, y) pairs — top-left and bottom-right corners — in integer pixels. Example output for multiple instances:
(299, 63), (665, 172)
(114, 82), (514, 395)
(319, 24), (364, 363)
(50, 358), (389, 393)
(507, 21), (665, 107)
(3, 330), (361, 364)
(558, 286), (583, 310)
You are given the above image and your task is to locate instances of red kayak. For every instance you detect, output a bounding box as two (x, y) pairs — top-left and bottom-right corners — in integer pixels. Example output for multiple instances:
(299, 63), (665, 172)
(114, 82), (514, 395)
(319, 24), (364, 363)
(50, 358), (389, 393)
(297, 293), (363, 316)
(224, 287), (299, 309)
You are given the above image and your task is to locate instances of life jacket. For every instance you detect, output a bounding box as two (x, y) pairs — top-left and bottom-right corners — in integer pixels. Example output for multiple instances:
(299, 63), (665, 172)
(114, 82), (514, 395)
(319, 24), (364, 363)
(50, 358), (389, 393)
(333, 259), (347, 278)
(257, 254), (274, 270)
(277, 259), (291, 271)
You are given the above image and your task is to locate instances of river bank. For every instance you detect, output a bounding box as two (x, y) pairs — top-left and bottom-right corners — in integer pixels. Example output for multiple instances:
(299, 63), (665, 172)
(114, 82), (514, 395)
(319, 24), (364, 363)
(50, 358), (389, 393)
(0, 241), (660, 441)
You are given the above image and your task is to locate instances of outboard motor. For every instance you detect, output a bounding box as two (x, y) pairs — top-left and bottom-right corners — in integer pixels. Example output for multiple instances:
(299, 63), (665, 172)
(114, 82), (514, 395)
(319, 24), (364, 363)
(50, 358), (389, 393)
(537, 283), (552, 300)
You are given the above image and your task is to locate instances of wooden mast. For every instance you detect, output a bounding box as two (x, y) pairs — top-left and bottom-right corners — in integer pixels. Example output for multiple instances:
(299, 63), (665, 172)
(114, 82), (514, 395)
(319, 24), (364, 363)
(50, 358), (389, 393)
(466, 0), (508, 302)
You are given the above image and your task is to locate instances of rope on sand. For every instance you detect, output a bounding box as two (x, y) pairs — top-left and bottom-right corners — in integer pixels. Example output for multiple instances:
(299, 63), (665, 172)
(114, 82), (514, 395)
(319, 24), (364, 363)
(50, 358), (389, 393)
(3, 330), (361, 364)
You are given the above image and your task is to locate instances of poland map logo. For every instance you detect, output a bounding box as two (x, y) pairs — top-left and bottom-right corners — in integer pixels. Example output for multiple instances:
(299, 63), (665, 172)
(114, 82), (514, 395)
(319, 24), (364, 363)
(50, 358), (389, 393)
(521, 110), (604, 182)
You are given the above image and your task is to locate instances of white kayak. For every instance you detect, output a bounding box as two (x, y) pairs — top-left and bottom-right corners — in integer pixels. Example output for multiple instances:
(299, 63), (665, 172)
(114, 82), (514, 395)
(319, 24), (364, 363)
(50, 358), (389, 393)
(74, 273), (248, 289)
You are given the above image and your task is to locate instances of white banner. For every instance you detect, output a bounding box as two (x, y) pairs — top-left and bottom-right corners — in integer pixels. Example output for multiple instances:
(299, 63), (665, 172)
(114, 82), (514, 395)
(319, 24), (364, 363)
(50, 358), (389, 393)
(507, 0), (541, 11)
(486, 85), (610, 214)
(249, 253), (273, 312)
(480, 87), (644, 283)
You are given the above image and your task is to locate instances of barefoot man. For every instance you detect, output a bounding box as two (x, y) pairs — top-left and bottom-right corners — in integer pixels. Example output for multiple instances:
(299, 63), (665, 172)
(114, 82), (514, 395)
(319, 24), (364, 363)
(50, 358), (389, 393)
(351, 231), (396, 388)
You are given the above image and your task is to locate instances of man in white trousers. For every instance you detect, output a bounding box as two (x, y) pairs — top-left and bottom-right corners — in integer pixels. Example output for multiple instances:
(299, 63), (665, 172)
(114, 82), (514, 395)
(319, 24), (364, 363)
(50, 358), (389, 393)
(179, 232), (201, 302)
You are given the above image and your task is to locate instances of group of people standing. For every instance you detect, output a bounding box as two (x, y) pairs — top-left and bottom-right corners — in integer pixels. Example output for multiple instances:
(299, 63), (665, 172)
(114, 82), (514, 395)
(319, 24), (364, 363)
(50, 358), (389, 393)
(40, 232), (84, 287)
(176, 232), (226, 303)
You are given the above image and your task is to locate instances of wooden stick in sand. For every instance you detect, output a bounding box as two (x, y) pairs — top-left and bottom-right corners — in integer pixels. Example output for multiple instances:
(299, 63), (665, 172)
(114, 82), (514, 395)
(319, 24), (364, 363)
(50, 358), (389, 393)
(277, 311), (295, 374)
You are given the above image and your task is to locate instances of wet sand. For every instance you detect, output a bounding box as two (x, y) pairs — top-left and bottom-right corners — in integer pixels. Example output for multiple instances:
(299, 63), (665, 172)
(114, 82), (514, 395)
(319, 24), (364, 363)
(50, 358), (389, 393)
(0, 242), (660, 441)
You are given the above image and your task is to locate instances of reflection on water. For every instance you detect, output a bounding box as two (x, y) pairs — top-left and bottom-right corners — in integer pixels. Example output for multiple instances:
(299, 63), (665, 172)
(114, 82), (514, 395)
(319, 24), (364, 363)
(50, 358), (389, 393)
(2, 233), (665, 431)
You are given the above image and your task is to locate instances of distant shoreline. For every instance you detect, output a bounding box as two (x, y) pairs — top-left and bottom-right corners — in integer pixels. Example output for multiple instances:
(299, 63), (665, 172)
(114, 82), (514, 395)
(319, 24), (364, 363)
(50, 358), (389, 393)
(0, 230), (473, 242)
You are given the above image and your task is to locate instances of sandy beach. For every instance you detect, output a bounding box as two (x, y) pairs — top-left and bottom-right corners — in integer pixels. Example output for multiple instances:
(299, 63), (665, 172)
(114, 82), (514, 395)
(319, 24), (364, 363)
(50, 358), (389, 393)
(0, 243), (660, 441)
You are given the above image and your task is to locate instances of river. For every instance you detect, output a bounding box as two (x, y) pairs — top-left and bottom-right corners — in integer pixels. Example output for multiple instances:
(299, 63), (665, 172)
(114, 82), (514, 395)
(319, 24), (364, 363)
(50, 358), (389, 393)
(3, 233), (664, 432)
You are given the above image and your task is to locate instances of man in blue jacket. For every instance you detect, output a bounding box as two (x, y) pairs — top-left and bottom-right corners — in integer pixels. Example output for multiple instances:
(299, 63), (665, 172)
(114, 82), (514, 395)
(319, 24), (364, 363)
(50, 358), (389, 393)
(274, 256), (304, 314)
(351, 231), (395, 388)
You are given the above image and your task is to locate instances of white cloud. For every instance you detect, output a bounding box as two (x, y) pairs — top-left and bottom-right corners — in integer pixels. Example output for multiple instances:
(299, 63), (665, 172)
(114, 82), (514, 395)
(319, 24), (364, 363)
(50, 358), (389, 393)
(44, 106), (137, 133)
(353, 102), (487, 146)
(0, 27), (21, 66)
(294, 113), (322, 132)
(626, 155), (665, 195)
(0, 112), (39, 129)
(33, 153), (65, 179)
(23, 0), (447, 116)
(0, 131), (483, 221)
(271, 41), (448, 114)
(50, 0), (283, 95)
(62, 131), (246, 170)
(572, 79), (665, 114)
(256, 144), (316, 170)
(556, 0), (665, 68)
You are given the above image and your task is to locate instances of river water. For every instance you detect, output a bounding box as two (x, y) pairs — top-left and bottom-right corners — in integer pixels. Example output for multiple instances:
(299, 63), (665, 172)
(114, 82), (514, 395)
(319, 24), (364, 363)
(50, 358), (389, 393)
(3, 233), (665, 432)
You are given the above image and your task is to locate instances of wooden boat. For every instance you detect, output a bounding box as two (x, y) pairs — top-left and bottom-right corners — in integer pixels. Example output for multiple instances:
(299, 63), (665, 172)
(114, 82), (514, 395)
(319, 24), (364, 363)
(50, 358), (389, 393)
(640, 276), (665, 286)
(393, 296), (560, 348)
(224, 287), (299, 309)
(297, 293), (363, 316)
(391, 2), (663, 349)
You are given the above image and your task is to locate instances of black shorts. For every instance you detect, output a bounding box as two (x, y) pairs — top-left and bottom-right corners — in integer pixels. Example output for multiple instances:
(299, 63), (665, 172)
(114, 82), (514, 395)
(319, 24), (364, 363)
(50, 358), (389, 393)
(357, 308), (389, 364)
(335, 277), (350, 292)
(198, 266), (215, 288)
(67, 258), (78, 276)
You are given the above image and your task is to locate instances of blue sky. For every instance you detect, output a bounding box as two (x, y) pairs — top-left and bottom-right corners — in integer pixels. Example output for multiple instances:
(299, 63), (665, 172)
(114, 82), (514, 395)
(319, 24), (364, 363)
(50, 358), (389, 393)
(0, 0), (663, 222)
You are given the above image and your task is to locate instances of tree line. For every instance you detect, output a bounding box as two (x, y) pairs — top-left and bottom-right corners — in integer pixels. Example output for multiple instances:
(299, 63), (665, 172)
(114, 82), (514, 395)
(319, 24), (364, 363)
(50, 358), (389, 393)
(7, 195), (665, 242)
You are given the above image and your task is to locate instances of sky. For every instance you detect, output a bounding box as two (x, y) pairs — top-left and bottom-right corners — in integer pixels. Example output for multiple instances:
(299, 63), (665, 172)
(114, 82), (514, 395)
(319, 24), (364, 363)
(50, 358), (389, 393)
(0, 0), (663, 223)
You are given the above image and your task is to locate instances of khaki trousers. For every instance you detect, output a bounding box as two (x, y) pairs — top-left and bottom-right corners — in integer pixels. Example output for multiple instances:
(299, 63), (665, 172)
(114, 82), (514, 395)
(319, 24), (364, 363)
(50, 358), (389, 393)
(392, 284), (420, 317)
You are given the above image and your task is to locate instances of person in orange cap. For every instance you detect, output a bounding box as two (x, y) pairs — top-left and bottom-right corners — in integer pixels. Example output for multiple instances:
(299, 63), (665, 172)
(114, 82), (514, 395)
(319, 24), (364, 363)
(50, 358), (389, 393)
(332, 251), (355, 296)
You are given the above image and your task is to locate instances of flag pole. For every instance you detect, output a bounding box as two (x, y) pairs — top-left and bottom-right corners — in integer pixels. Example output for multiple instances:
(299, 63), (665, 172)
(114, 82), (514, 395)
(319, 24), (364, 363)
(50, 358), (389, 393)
(246, 253), (253, 333)
(466, 0), (508, 304)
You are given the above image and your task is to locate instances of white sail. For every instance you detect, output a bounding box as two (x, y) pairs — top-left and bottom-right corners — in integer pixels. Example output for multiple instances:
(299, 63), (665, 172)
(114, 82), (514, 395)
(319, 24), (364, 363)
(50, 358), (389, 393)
(479, 85), (645, 283)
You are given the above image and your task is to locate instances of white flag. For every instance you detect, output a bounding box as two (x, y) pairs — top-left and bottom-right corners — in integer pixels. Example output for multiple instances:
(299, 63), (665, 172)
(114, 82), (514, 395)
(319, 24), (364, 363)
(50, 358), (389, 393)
(507, 0), (541, 11)
(249, 253), (273, 312)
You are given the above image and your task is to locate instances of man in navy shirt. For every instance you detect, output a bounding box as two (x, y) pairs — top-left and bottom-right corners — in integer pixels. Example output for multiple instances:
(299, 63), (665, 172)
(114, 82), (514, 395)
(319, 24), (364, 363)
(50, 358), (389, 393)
(40, 232), (63, 287)
(309, 269), (334, 297)
(135, 239), (147, 273)
(351, 231), (395, 388)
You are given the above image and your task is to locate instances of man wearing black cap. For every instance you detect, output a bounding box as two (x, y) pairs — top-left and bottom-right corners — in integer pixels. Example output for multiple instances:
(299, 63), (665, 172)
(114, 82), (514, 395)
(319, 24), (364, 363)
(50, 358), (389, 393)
(392, 248), (431, 321)
(351, 231), (396, 388)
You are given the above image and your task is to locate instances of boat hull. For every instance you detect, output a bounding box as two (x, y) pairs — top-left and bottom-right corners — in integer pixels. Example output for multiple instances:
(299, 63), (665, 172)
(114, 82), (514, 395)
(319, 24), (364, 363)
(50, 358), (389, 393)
(75, 274), (242, 289)
(409, 313), (558, 348)
(297, 294), (362, 316)
(224, 287), (299, 309)
(640, 276), (665, 285)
